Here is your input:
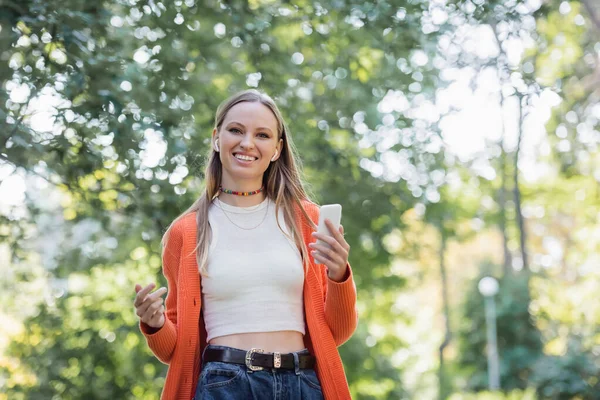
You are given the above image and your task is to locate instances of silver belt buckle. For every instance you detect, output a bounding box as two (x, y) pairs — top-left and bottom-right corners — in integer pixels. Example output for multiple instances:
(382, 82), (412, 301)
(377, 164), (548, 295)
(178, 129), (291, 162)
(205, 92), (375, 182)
(273, 351), (282, 369)
(245, 348), (265, 371)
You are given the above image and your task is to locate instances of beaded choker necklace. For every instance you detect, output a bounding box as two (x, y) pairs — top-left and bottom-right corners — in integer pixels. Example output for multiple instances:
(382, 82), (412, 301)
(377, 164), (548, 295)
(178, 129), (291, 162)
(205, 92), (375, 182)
(219, 185), (264, 196)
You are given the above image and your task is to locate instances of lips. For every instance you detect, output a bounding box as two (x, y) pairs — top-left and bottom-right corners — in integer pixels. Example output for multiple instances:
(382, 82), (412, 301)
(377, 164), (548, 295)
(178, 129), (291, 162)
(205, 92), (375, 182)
(233, 153), (258, 161)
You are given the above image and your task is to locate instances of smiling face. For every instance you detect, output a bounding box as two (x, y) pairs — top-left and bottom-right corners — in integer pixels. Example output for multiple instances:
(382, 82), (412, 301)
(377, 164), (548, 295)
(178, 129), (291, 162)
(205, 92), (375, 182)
(213, 101), (282, 189)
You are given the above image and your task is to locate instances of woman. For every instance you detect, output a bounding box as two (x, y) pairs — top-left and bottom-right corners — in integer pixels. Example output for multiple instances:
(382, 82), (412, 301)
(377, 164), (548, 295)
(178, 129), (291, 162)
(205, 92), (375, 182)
(133, 90), (358, 400)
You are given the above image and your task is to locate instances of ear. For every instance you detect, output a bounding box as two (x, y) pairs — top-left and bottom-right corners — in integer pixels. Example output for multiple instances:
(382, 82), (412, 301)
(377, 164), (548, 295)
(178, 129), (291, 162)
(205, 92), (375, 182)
(271, 138), (283, 162)
(212, 128), (219, 152)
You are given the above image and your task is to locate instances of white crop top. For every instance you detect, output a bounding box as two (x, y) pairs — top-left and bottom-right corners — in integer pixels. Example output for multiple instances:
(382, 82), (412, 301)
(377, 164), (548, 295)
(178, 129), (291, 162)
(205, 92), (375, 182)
(201, 197), (306, 342)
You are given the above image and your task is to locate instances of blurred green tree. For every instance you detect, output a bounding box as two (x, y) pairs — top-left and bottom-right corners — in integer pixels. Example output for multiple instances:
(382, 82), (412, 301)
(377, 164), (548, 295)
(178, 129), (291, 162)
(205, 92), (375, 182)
(456, 268), (544, 392)
(0, 0), (452, 398)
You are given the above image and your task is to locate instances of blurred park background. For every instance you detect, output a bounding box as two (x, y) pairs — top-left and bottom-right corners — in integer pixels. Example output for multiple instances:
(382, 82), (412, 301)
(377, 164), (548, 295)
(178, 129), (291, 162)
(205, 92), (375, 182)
(1, 0), (600, 399)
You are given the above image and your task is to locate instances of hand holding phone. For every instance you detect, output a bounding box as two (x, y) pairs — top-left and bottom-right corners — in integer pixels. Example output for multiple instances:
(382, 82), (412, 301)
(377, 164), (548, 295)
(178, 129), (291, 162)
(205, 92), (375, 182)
(314, 204), (342, 264)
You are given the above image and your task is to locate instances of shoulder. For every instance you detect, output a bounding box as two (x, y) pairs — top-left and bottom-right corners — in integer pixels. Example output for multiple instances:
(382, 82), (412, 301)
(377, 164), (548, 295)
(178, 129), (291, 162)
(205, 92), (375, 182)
(168, 212), (198, 240)
(300, 198), (318, 210)
(297, 199), (320, 224)
(180, 211), (198, 225)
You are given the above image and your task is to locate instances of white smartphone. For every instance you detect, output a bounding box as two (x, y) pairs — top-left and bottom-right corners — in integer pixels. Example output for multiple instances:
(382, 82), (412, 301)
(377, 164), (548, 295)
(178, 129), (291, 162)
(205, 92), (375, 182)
(314, 204), (342, 264)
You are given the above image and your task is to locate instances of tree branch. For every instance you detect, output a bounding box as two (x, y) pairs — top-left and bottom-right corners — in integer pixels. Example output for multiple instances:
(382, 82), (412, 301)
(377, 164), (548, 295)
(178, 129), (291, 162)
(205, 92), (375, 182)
(438, 231), (451, 399)
(514, 94), (529, 271)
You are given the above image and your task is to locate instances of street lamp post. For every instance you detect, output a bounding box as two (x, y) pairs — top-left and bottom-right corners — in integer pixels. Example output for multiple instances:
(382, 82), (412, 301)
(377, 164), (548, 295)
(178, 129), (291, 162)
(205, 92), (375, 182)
(478, 276), (500, 391)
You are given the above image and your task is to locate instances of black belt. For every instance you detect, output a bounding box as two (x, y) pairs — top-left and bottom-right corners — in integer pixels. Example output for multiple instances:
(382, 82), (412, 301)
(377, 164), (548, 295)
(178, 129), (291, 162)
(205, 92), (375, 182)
(203, 347), (316, 371)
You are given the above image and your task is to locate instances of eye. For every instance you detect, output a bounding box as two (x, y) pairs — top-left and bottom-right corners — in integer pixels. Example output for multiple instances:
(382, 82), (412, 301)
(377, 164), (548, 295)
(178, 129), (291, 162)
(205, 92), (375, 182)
(258, 133), (270, 138)
(229, 128), (242, 134)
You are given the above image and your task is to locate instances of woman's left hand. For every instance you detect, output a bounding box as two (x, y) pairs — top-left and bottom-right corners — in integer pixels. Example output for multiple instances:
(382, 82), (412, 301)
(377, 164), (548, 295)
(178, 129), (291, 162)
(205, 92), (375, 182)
(310, 219), (350, 282)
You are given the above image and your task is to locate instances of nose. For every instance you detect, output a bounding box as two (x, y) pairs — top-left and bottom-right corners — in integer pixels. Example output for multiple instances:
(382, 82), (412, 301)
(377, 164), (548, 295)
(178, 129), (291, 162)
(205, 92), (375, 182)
(240, 133), (255, 149)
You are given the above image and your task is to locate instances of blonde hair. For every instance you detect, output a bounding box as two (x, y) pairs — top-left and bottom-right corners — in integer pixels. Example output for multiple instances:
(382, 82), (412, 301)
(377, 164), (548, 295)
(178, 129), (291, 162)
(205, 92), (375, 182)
(161, 89), (315, 275)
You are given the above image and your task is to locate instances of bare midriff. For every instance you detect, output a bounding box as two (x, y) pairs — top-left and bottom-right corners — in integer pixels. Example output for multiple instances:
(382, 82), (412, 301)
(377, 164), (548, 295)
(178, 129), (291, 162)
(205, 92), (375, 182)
(208, 330), (306, 353)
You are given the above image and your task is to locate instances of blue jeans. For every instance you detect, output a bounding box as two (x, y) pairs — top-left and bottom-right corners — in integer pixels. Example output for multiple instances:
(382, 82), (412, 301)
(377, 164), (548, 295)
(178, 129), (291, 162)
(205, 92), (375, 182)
(193, 344), (324, 400)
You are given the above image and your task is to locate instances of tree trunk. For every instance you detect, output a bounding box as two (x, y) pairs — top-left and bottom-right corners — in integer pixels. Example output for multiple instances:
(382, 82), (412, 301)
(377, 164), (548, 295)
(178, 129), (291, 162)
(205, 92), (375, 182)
(438, 231), (451, 400)
(514, 95), (529, 270)
(491, 20), (512, 275)
(498, 91), (512, 275)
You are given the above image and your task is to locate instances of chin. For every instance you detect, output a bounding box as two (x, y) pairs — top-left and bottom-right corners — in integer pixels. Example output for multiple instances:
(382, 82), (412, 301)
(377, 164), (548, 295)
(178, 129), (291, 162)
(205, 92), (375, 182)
(224, 167), (266, 181)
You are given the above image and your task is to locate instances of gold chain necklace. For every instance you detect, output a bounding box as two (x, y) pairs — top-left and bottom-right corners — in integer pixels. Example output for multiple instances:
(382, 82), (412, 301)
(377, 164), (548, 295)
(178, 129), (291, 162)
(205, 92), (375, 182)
(215, 198), (269, 231)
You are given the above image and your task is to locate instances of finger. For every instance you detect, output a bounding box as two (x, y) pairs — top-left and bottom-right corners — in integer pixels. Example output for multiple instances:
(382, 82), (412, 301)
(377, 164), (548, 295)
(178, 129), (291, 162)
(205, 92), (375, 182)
(312, 251), (341, 273)
(311, 245), (345, 267)
(311, 232), (337, 246)
(138, 296), (164, 318)
(137, 298), (153, 318)
(151, 305), (165, 319)
(310, 242), (347, 261)
(137, 286), (167, 310)
(310, 235), (347, 256)
(325, 220), (349, 249)
(152, 304), (165, 316)
(339, 225), (348, 244)
(140, 297), (164, 314)
(142, 298), (164, 322)
(134, 283), (155, 307)
(314, 225), (348, 250)
(148, 307), (165, 327)
(135, 284), (142, 294)
(312, 250), (346, 280)
(324, 219), (340, 237)
(145, 299), (163, 319)
(146, 287), (168, 302)
(311, 250), (329, 264)
(146, 303), (163, 320)
(137, 287), (167, 318)
(325, 219), (344, 242)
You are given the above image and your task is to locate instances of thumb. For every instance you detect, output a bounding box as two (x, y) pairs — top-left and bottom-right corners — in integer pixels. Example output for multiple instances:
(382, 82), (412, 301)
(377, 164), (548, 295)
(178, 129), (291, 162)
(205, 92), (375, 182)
(135, 284), (142, 293)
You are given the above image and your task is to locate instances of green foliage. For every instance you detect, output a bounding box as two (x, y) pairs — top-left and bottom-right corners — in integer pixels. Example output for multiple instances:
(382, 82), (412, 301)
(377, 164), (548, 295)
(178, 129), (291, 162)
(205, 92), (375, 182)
(456, 268), (544, 392)
(1, 216), (167, 398)
(456, 268), (600, 399)
(449, 388), (538, 400)
(2, 0), (599, 399)
(533, 0), (600, 177)
(530, 336), (600, 399)
(0, 0), (442, 398)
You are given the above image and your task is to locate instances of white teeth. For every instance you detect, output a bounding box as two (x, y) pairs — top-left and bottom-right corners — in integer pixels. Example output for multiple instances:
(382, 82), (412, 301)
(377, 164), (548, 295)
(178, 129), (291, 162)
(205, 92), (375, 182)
(235, 154), (256, 161)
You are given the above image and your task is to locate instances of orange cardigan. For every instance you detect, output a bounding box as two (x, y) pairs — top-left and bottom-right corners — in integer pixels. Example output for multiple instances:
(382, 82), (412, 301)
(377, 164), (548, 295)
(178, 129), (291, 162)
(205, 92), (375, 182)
(139, 200), (358, 400)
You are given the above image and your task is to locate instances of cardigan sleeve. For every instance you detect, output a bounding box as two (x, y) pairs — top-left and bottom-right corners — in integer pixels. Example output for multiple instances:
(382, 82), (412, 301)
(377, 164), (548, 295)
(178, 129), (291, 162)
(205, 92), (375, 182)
(321, 262), (358, 346)
(138, 221), (183, 364)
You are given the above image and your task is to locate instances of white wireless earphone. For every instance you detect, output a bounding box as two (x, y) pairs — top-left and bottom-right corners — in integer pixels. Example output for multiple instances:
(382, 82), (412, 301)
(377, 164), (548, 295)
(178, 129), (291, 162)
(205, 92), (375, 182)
(214, 138), (219, 152)
(271, 149), (278, 162)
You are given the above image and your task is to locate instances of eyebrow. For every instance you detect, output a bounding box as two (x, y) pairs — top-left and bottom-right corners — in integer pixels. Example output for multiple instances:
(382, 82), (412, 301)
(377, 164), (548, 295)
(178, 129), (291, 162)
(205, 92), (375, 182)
(226, 121), (274, 134)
